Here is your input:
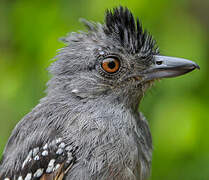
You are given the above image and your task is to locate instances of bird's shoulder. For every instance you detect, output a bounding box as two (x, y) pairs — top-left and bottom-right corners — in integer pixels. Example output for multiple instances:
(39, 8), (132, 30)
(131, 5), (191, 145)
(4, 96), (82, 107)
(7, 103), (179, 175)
(0, 137), (77, 180)
(0, 100), (79, 180)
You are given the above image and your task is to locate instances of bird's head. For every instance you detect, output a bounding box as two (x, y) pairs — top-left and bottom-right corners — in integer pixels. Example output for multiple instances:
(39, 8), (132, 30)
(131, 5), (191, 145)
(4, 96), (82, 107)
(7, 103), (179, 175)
(48, 6), (199, 109)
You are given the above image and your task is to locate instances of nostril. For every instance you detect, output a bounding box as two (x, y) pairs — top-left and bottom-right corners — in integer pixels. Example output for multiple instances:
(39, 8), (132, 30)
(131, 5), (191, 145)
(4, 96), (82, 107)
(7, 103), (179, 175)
(156, 61), (163, 65)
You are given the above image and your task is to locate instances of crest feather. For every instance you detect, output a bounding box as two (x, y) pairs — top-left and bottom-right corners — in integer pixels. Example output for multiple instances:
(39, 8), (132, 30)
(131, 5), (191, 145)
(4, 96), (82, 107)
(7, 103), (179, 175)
(104, 6), (158, 55)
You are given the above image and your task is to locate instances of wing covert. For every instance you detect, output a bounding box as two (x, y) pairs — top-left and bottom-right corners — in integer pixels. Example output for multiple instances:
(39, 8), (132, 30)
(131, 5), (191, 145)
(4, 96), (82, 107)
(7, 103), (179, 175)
(1, 138), (77, 180)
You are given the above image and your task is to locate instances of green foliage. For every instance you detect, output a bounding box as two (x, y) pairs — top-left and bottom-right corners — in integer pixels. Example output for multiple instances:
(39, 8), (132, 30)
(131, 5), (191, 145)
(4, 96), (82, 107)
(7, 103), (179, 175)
(0, 0), (208, 179)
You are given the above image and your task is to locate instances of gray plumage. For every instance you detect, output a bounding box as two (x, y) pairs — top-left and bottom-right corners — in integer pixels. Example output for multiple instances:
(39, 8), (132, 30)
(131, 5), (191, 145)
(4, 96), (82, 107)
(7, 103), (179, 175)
(0, 6), (199, 180)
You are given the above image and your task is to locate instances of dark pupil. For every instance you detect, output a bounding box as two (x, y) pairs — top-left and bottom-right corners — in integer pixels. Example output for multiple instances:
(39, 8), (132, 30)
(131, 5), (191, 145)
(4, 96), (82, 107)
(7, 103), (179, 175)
(108, 61), (116, 69)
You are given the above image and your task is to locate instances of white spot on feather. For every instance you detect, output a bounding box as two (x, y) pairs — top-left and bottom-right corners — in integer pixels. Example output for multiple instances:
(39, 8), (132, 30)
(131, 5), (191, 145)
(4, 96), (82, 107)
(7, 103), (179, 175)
(71, 89), (79, 93)
(34, 168), (44, 178)
(56, 148), (63, 155)
(25, 173), (32, 180)
(43, 143), (48, 150)
(59, 142), (65, 148)
(34, 155), (40, 161)
(18, 176), (23, 180)
(46, 159), (55, 173)
(54, 163), (61, 171)
(42, 150), (48, 156)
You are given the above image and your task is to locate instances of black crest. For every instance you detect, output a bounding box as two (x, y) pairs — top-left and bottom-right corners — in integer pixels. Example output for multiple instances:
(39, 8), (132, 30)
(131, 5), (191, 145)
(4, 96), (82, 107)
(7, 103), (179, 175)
(104, 6), (158, 55)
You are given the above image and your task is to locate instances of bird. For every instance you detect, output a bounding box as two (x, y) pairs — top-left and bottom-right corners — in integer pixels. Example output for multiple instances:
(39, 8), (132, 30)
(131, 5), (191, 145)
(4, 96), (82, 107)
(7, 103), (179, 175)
(0, 6), (200, 180)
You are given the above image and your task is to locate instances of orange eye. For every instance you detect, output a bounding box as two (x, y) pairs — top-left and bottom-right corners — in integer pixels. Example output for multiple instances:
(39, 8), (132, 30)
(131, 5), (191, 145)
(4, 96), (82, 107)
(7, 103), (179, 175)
(101, 57), (120, 73)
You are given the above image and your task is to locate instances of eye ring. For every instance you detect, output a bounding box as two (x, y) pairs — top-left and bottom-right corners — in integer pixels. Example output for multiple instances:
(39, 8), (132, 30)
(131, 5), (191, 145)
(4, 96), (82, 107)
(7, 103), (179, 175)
(101, 57), (120, 73)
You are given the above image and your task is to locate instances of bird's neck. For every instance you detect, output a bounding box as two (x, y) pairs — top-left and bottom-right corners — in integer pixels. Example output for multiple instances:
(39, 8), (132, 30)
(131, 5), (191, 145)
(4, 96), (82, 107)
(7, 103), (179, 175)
(107, 90), (144, 112)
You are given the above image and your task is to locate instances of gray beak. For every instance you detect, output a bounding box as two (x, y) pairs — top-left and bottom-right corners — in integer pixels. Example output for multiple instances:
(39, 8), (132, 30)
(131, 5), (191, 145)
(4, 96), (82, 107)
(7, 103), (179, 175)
(142, 55), (200, 81)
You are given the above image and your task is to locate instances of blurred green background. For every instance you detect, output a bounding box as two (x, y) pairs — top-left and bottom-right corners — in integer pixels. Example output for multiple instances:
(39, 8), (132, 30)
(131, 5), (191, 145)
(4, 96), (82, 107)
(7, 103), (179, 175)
(0, 0), (208, 179)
